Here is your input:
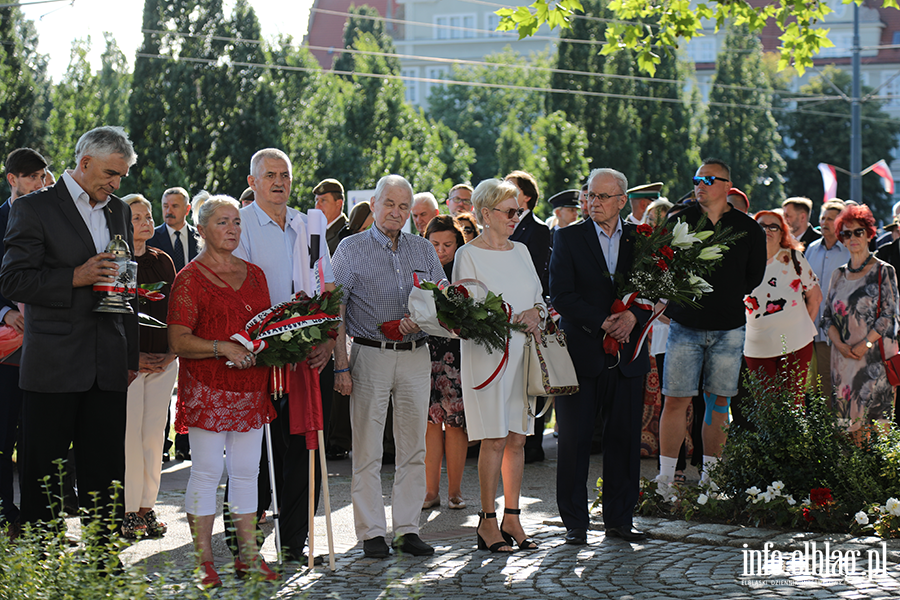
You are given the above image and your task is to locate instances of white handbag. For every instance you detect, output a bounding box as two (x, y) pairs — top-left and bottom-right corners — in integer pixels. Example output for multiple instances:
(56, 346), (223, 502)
(523, 318), (580, 401)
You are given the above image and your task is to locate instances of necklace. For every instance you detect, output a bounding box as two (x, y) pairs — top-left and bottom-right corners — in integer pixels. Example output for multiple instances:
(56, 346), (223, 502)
(481, 235), (510, 251)
(847, 253), (872, 273)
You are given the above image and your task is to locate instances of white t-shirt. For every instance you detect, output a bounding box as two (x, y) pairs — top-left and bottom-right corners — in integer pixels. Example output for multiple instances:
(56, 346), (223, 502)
(743, 248), (819, 358)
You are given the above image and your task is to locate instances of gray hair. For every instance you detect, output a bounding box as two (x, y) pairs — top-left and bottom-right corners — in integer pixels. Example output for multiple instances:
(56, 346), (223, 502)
(191, 190), (210, 225)
(197, 195), (240, 229)
(586, 168), (628, 196)
(122, 193), (152, 212)
(412, 192), (439, 211)
(250, 148), (292, 179)
(643, 198), (674, 224)
(472, 179), (518, 226)
(75, 126), (137, 166)
(162, 186), (189, 204)
(373, 175), (414, 205)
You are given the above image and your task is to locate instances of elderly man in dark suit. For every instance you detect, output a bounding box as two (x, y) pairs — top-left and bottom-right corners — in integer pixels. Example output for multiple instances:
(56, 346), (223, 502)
(0, 148), (48, 529)
(148, 186), (198, 273)
(0, 126), (139, 535)
(505, 170), (553, 463)
(550, 167), (651, 545)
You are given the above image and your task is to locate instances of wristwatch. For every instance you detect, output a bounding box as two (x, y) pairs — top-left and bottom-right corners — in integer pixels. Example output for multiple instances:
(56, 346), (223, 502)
(866, 340), (874, 349)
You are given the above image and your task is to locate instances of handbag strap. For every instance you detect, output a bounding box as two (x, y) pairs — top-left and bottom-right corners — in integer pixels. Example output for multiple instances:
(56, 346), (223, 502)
(875, 263), (892, 362)
(523, 332), (554, 421)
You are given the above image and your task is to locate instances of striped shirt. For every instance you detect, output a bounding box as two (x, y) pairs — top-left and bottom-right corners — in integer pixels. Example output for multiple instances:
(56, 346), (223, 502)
(332, 225), (446, 341)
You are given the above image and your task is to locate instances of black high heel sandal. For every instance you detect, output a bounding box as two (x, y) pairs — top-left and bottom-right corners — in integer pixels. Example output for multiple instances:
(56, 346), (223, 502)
(476, 511), (514, 553)
(500, 508), (539, 550)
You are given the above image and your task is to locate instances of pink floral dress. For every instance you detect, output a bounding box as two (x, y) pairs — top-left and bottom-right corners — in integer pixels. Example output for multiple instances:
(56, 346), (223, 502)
(428, 261), (465, 429)
(820, 260), (898, 432)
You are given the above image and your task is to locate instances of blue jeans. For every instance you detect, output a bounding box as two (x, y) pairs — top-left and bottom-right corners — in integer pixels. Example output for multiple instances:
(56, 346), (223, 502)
(662, 321), (745, 398)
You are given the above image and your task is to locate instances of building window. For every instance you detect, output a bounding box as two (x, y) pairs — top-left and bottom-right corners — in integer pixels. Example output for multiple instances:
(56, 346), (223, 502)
(426, 67), (447, 98)
(882, 71), (900, 107)
(486, 13), (501, 37)
(401, 69), (417, 103)
(434, 13), (476, 40)
(892, 31), (900, 46)
(687, 38), (717, 63)
(819, 33), (853, 58)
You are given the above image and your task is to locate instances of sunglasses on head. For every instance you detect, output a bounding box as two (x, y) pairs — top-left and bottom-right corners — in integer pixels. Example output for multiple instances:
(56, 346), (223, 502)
(839, 228), (867, 240)
(492, 207), (525, 219)
(692, 175), (731, 186)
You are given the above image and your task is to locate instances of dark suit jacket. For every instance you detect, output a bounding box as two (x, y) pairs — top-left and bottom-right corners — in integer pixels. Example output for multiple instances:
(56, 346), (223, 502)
(326, 214), (348, 255)
(549, 219), (650, 379)
(799, 226), (822, 250)
(510, 210), (552, 297)
(0, 180), (138, 393)
(0, 200), (17, 314)
(148, 222), (198, 270)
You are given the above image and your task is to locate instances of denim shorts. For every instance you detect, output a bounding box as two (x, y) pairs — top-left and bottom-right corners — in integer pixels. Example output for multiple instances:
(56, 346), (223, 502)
(662, 321), (745, 398)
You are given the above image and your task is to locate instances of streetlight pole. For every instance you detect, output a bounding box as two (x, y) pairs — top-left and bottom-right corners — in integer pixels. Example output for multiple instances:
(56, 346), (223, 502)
(851, 3), (862, 201)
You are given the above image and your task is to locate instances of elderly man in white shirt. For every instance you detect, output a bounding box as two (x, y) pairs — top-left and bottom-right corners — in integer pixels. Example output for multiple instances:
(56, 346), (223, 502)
(228, 148), (336, 565)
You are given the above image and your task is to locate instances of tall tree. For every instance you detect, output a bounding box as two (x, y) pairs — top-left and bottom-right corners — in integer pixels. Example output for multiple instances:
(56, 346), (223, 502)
(782, 66), (900, 219)
(333, 5), (400, 75)
(702, 25), (786, 210)
(0, 6), (51, 165)
(428, 48), (551, 182)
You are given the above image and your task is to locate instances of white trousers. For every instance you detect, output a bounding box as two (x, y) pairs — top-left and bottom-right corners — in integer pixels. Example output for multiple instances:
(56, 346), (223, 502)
(185, 426), (263, 516)
(349, 343), (430, 541)
(124, 360), (178, 513)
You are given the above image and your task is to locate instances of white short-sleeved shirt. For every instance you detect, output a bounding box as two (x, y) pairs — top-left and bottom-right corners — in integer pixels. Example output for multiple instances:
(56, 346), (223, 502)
(743, 247), (819, 358)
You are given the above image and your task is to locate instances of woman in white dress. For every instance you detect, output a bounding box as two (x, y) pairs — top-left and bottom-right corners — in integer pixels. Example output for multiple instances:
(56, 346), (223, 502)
(453, 179), (543, 553)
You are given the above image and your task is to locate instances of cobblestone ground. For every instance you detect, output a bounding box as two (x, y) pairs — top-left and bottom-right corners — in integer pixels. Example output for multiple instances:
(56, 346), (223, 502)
(271, 519), (900, 600)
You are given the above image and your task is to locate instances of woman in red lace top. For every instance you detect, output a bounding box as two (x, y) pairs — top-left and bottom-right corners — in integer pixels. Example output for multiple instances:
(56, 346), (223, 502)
(168, 196), (278, 586)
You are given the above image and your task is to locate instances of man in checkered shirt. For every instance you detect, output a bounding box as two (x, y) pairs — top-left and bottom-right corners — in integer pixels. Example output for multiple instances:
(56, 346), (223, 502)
(332, 174), (447, 558)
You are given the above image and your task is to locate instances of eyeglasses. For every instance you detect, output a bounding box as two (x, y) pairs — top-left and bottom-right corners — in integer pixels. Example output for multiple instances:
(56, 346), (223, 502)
(692, 176), (731, 186)
(759, 223), (782, 233)
(492, 207), (525, 219)
(462, 226), (476, 235)
(585, 192), (624, 203)
(839, 228), (867, 240)
(449, 196), (472, 205)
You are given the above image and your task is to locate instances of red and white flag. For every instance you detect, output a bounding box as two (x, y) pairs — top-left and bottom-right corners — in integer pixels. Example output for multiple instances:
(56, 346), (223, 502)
(869, 159), (896, 195)
(818, 163), (838, 203)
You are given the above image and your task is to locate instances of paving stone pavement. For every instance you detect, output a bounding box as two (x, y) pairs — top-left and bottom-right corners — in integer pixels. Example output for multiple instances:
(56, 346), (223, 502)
(48, 431), (900, 598)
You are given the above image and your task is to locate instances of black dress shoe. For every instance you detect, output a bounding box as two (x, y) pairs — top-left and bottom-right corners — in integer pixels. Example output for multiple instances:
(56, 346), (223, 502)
(564, 528), (587, 545)
(605, 526), (647, 541)
(175, 450), (190, 461)
(363, 536), (391, 558)
(391, 533), (434, 556)
(326, 448), (349, 461)
(285, 551), (324, 565)
(162, 452), (170, 464)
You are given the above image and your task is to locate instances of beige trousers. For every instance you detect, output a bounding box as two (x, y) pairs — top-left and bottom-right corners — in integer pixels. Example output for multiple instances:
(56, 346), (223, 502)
(124, 360), (178, 513)
(349, 343), (430, 541)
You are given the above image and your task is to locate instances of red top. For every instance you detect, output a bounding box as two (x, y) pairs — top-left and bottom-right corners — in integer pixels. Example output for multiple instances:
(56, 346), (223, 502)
(168, 259), (276, 433)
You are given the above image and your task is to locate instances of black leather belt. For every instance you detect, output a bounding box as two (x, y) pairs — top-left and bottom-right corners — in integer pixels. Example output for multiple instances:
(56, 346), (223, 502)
(354, 337), (427, 351)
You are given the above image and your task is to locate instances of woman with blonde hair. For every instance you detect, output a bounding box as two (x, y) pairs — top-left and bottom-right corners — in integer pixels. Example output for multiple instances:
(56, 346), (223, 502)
(454, 179), (544, 553)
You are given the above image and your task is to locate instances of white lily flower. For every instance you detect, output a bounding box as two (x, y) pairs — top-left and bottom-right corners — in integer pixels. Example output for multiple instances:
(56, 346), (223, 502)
(688, 274), (713, 294)
(698, 245), (724, 261)
(745, 486), (761, 497)
(886, 498), (900, 516)
(697, 493), (709, 505)
(770, 481), (785, 493)
(694, 230), (714, 241)
(786, 495), (796, 506)
(671, 221), (701, 248)
(855, 511), (869, 525)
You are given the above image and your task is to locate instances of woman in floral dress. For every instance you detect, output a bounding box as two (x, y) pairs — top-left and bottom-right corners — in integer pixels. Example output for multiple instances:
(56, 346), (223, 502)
(422, 215), (469, 510)
(821, 204), (898, 439)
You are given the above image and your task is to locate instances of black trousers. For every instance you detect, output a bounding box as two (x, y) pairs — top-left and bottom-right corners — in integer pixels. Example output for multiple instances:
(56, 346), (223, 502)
(20, 382), (126, 535)
(225, 365), (333, 558)
(0, 364), (23, 524)
(556, 367), (643, 531)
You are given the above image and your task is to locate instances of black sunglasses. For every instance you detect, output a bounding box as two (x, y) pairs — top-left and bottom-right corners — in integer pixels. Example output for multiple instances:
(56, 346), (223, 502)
(839, 228), (867, 240)
(492, 207), (525, 219)
(692, 176), (731, 186)
(759, 223), (782, 233)
(462, 226), (476, 234)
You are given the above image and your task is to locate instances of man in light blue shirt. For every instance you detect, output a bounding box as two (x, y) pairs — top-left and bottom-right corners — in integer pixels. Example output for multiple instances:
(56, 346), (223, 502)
(230, 148), (336, 565)
(805, 199), (848, 405)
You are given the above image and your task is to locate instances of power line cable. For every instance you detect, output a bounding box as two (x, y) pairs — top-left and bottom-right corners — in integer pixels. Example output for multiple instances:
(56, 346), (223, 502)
(133, 51), (899, 124)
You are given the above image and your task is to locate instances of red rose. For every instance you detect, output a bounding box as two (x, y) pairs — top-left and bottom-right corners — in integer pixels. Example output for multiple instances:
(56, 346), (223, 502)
(659, 245), (674, 259)
(379, 320), (404, 341)
(309, 303), (321, 312)
(803, 507), (814, 523)
(810, 487), (832, 507)
(454, 285), (469, 298)
(637, 223), (653, 236)
(656, 258), (669, 271)
(326, 329), (338, 340)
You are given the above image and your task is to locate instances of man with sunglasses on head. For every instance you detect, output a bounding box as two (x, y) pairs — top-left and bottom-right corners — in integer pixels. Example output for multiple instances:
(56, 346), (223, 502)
(656, 158), (766, 491)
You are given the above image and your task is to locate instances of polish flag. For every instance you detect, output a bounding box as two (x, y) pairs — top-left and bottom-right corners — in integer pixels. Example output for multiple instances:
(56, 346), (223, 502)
(818, 163), (838, 203)
(869, 159), (896, 195)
